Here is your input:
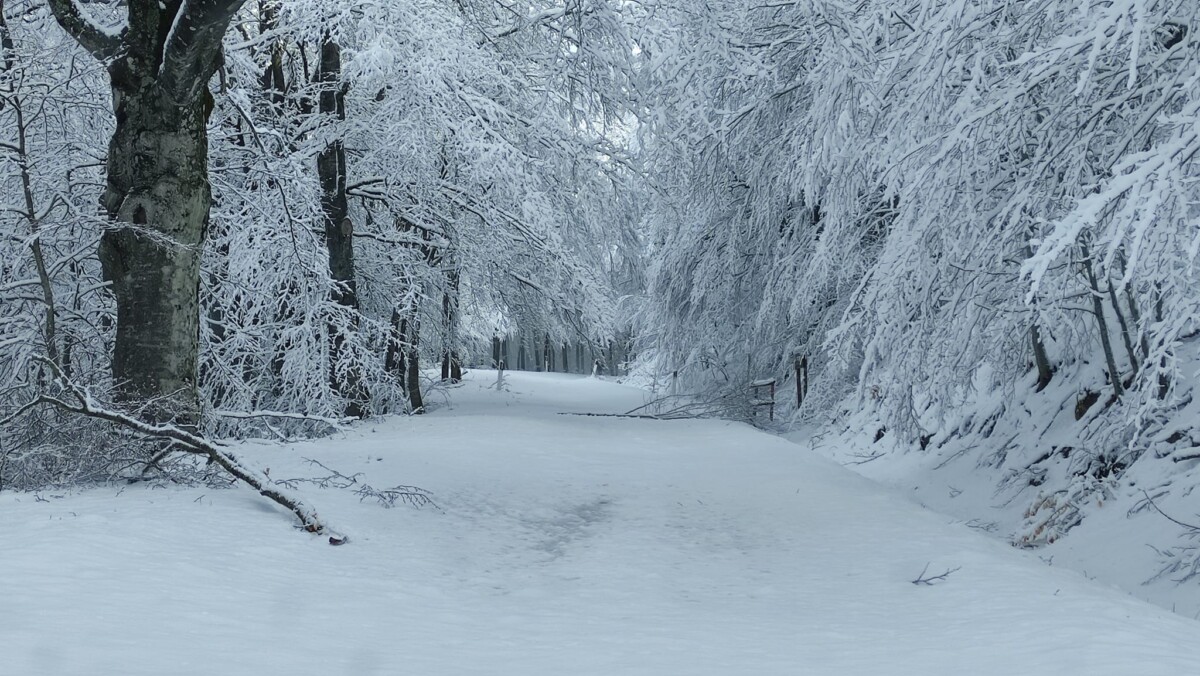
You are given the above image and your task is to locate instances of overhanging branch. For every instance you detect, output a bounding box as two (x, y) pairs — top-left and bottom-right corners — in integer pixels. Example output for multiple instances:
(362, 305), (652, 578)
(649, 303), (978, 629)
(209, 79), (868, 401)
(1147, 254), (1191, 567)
(45, 0), (122, 60)
(157, 0), (246, 101)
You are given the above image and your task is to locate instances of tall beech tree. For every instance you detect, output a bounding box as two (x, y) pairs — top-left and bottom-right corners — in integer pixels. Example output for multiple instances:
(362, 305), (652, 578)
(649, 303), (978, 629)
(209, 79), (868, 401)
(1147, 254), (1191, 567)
(314, 33), (367, 417)
(47, 0), (245, 423)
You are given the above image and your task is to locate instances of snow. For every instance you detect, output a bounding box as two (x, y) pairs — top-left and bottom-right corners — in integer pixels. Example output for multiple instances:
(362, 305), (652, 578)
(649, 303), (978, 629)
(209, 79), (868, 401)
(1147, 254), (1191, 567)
(798, 367), (1200, 621)
(5, 371), (1200, 675)
(157, 0), (188, 78)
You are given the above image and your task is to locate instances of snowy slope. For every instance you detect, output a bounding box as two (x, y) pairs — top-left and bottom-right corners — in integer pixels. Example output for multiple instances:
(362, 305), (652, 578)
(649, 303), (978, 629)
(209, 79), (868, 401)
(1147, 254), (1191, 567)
(4, 371), (1199, 675)
(796, 370), (1200, 621)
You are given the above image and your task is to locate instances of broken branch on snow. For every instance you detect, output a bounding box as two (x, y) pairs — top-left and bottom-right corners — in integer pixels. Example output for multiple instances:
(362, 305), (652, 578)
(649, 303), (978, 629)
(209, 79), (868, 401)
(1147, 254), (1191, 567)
(911, 562), (962, 586)
(15, 357), (334, 538)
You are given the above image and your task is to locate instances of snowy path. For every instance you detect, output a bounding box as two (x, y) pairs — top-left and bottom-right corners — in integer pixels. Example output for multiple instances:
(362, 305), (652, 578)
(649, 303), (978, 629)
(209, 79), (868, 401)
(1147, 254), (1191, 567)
(4, 371), (1200, 675)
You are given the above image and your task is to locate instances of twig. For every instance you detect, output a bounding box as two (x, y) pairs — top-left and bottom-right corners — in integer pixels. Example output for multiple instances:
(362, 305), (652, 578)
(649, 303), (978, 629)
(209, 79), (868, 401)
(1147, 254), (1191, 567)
(912, 562), (962, 585)
(1141, 490), (1200, 531)
(845, 450), (885, 465)
(279, 458), (438, 510)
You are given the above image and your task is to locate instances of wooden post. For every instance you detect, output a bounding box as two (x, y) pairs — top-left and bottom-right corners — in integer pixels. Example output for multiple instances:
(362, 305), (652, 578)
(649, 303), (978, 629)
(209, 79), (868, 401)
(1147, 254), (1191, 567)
(750, 378), (776, 422)
(801, 356), (808, 404)
(795, 357), (803, 408)
(795, 355), (809, 408)
(496, 348), (506, 390)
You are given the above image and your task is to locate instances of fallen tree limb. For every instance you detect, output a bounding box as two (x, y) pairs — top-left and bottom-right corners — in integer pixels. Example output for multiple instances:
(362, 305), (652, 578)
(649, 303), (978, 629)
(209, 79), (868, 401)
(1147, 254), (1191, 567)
(1140, 490), (1200, 531)
(911, 562), (961, 586)
(557, 412), (665, 420)
(208, 408), (353, 426)
(15, 358), (332, 537)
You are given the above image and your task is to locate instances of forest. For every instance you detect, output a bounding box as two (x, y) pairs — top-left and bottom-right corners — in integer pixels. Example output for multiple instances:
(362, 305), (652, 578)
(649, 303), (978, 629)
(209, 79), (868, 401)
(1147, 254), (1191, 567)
(3, 0), (1200, 670)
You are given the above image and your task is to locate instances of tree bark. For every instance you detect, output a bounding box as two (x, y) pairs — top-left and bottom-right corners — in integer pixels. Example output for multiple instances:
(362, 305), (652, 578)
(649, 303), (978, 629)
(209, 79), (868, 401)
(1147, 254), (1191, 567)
(385, 307), (404, 401)
(1031, 324), (1053, 392)
(402, 316), (424, 413)
(438, 267), (462, 383)
(315, 35), (366, 417)
(1080, 244), (1123, 398)
(258, 0), (286, 109)
(1106, 282), (1140, 378)
(316, 37), (356, 310)
(1023, 242), (1053, 392)
(100, 97), (208, 424)
(48, 0), (246, 424)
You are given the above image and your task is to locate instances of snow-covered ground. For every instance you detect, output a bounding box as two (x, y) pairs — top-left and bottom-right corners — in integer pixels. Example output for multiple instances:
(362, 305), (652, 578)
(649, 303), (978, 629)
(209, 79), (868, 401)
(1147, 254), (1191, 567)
(795, 377), (1200, 622)
(5, 371), (1200, 675)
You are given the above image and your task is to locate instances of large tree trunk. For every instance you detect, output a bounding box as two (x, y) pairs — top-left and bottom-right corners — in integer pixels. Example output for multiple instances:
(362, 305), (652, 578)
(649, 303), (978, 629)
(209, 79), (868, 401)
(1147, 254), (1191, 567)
(316, 37), (357, 310)
(100, 85), (211, 423)
(315, 36), (366, 417)
(48, 0), (246, 424)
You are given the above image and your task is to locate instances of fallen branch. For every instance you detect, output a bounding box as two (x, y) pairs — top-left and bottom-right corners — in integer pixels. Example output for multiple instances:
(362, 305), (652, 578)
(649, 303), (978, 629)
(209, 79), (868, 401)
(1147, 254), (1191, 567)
(277, 458), (438, 510)
(209, 409), (353, 427)
(622, 392), (751, 420)
(14, 358), (333, 538)
(845, 450), (885, 465)
(557, 412), (665, 420)
(1140, 490), (1200, 531)
(1141, 491), (1200, 584)
(911, 562), (961, 585)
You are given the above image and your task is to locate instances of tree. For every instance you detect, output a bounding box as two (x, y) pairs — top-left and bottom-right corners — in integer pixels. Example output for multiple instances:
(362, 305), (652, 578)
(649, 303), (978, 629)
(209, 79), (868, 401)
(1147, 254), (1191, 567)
(1, 0), (124, 489)
(314, 31), (367, 417)
(630, 0), (1200, 551)
(47, 0), (246, 424)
